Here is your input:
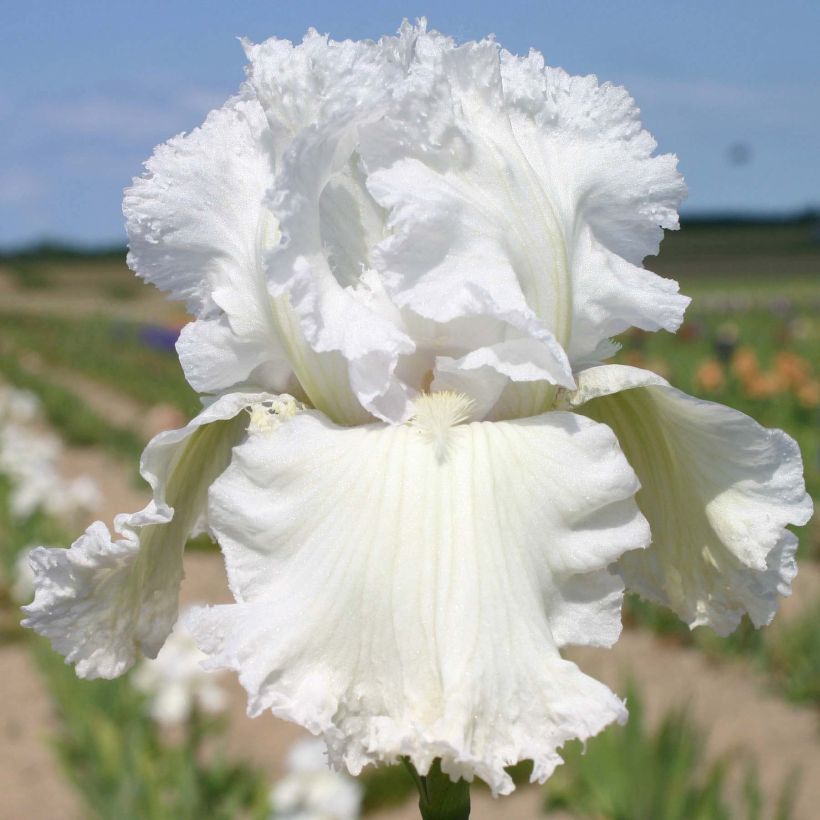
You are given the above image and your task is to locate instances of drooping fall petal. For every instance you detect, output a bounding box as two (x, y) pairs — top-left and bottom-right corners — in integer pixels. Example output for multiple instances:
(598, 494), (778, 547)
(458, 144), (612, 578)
(23, 393), (271, 677)
(186, 395), (649, 793)
(568, 365), (813, 634)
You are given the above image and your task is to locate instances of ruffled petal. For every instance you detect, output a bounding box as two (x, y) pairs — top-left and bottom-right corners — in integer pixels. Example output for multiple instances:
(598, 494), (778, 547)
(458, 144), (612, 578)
(568, 365), (813, 634)
(22, 393), (274, 678)
(265, 114), (415, 424)
(365, 37), (575, 400)
(361, 29), (687, 415)
(186, 398), (649, 793)
(123, 97), (292, 396)
(500, 51), (689, 363)
(242, 30), (391, 163)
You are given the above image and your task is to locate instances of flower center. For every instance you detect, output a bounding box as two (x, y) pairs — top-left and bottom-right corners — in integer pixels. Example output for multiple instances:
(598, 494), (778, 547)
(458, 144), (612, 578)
(409, 391), (476, 461)
(247, 397), (300, 433)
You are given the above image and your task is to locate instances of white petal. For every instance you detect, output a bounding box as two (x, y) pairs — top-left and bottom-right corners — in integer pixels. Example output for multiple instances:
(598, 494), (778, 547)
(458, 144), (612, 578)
(123, 97), (291, 396)
(186, 402), (649, 793)
(22, 393), (274, 678)
(362, 31), (687, 409)
(243, 30), (389, 163)
(499, 52), (689, 357)
(266, 115), (415, 424)
(244, 29), (418, 424)
(569, 365), (813, 634)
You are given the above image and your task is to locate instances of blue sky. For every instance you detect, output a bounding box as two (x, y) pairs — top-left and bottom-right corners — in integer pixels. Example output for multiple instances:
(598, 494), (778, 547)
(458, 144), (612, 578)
(3, 0), (819, 246)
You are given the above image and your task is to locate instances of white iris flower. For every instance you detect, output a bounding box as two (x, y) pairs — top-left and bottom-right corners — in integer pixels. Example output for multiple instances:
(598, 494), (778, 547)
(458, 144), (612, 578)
(269, 736), (362, 820)
(23, 23), (811, 797)
(132, 609), (227, 726)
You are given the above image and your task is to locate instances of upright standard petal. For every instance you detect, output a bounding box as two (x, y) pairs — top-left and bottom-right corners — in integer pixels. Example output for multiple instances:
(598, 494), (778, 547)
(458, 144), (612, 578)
(186, 396), (649, 793)
(22, 393), (274, 678)
(265, 113), (416, 424)
(247, 29), (418, 424)
(362, 30), (687, 416)
(568, 365), (813, 635)
(124, 97), (292, 396)
(365, 35), (576, 410)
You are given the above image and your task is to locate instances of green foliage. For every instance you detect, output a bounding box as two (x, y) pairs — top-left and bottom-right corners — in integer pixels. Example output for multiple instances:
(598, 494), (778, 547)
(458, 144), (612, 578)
(35, 643), (270, 820)
(0, 311), (199, 416)
(624, 595), (767, 659)
(0, 242), (125, 263)
(0, 356), (144, 461)
(763, 601), (820, 706)
(402, 759), (471, 820)
(656, 215), (820, 266)
(544, 683), (793, 820)
(358, 763), (416, 813)
(0, 475), (66, 576)
(5, 259), (53, 289)
(623, 594), (693, 642)
(625, 591), (820, 708)
(2, 462), (267, 819)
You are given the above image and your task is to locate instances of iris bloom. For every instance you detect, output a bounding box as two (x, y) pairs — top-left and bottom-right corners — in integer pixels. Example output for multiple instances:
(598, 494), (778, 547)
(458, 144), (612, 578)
(132, 609), (227, 726)
(270, 737), (362, 820)
(24, 23), (811, 797)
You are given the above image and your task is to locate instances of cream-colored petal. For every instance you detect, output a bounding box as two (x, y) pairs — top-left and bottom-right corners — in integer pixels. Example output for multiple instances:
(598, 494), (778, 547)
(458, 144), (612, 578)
(187, 400), (649, 793)
(569, 365), (813, 634)
(22, 393), (275, 678)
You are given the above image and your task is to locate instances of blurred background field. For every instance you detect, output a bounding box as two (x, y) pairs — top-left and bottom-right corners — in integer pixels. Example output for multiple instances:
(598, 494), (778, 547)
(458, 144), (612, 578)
(2, 2), (819, 816)
(0, 214), (818, 819)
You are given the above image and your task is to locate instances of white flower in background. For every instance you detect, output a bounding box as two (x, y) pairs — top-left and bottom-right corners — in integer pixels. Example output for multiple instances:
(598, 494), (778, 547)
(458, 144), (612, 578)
(59, 475), (103, 518)
(24, 22), (812, 796)
(0, 395), (101, 523)
(132, 609), (226, 726)
(270, 737), (362, 820)
(0, 385), (40, 425)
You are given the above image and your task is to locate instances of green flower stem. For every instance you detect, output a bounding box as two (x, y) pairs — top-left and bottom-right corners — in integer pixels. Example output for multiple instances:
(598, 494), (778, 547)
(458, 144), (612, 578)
(403, 758), (471, 820)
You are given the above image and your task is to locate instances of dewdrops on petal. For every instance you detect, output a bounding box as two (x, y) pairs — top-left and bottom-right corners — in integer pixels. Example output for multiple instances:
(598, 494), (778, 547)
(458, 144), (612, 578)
(269, 737), (362, 820)
(132, 609), (227, 727)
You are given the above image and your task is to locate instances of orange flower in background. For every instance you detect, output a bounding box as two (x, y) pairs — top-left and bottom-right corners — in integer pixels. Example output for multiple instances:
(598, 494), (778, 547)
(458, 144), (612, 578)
(731, 346), (760, 382)
(645, 357), (671, 380)
(774, 351), (812, 391)
(694, 358), (725, 393)
(623, 350), (646, 368)
(797, 380), (820, 409)
(744, 372), (785, 400)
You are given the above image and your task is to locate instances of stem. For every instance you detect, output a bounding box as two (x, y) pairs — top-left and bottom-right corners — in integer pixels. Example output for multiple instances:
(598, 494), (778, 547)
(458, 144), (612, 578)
(403, 758), (471, 820)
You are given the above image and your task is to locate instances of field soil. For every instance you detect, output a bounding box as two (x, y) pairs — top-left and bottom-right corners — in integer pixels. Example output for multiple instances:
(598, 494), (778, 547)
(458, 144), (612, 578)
(0, 645), (83, 820)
